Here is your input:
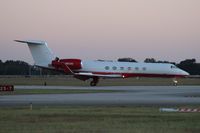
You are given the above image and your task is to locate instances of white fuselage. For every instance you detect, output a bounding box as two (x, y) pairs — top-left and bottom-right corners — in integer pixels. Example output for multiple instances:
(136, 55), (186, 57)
(77, 60), (189, 78)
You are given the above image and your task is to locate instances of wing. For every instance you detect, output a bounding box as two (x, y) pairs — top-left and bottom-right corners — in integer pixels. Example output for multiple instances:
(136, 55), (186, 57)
(74, 72), (123, 78)
(51, 59), (123, 79)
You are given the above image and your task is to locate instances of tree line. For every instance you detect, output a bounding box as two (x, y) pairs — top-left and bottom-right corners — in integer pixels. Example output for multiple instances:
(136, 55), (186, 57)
(143, 58), (200, 75)
(0, 60), (59, 75)
(0, 58), (200, 75)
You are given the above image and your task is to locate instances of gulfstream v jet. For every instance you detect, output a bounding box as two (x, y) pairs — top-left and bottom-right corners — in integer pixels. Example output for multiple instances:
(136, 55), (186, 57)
(15, 40), (189, 86)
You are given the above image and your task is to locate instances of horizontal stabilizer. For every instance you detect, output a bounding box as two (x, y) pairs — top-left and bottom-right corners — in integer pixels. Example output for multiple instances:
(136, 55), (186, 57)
(14, 40), (46, 45)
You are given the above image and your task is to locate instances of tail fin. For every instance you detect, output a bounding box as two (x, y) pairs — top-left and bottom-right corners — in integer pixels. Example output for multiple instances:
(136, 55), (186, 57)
(15, 40), (55, 67)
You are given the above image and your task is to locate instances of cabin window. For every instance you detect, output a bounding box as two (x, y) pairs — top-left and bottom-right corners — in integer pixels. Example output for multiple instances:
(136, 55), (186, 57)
(120, 67), (124, 70)
(135, 67), (139, 71)
(128, 67), (132, 70)
(105, 66), (109, 70)
(112, 66), (117, 70)
(142, 67), (146, 71)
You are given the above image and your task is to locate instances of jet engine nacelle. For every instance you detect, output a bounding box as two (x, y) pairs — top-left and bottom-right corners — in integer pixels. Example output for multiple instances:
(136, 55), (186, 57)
(52, 58), (82, 73)
(59, 59), (82, 70)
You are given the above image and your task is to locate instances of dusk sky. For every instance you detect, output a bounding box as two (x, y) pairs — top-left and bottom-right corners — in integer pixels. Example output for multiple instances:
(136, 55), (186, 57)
(0, 0), (199, 64)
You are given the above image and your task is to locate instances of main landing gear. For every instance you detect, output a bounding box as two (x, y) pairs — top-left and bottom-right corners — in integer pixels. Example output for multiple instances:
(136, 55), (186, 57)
(90, 77), (99, 86)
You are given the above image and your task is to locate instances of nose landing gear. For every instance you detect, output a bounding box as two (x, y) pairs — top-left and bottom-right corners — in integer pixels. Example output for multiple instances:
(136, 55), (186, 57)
(173, 78), (178, 86)
(90, 77), (99, 86)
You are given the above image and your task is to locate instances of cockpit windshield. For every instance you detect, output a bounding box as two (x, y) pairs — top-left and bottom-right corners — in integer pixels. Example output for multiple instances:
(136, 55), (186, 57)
(171, 65), (177, 69)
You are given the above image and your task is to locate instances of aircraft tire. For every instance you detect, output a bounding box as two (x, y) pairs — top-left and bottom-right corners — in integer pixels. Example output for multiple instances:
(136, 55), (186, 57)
(90, 81), (96, 86)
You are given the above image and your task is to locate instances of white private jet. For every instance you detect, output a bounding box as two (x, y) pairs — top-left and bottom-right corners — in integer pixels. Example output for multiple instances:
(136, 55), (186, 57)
(15, 40), (189, 86)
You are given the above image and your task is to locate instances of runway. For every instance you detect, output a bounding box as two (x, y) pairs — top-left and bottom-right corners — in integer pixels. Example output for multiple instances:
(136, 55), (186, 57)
(0, 86), (200, 106)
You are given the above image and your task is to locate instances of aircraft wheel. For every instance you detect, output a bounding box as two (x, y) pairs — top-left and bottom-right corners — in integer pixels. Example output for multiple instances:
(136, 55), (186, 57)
(173, 78), (178, 86)
(90, 81), (96, 86)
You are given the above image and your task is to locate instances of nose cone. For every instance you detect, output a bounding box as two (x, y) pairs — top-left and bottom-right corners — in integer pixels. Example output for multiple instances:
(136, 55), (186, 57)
(180, 70), (190, 77)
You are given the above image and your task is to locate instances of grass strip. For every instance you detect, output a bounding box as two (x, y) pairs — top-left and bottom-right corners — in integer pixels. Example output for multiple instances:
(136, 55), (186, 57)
(1, 77), (200, 86)
(0, 106), (200, 133)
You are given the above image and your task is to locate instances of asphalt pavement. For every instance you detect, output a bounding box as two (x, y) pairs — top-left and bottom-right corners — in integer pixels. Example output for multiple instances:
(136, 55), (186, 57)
(0, 85), (200, 106)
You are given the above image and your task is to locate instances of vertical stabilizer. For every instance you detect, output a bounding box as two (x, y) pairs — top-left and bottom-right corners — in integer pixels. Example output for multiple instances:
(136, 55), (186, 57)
(15, 40), (55, 67)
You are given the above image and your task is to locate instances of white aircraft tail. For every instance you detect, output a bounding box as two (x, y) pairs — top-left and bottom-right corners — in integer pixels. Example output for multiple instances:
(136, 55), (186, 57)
(15, 40), (55, 67)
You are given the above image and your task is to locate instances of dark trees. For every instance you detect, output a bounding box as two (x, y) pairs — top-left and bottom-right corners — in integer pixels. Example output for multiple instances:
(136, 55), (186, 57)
(177, 59), (200, 75)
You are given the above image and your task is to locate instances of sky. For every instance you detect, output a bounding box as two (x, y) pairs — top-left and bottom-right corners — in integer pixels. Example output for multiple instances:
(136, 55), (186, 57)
(0, 0), (200, 64)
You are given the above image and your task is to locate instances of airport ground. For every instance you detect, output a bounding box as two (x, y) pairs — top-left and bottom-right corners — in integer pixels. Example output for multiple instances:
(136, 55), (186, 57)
(0, 76), (200, 133)
(0, 75), (200, 86)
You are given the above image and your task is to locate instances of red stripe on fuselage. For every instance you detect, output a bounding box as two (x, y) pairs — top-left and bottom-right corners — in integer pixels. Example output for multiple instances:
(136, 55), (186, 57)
(90, 71), (187, 78)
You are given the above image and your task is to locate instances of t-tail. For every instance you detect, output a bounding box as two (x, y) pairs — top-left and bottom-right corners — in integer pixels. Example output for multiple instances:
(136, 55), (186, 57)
(14, 40), (55, 68)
